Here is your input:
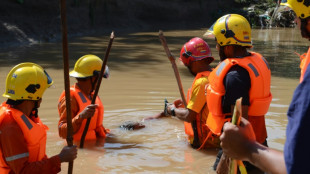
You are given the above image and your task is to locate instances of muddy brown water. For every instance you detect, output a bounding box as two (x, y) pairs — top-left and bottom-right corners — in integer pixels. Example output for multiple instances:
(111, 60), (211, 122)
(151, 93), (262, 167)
(0, 28), (307, 173)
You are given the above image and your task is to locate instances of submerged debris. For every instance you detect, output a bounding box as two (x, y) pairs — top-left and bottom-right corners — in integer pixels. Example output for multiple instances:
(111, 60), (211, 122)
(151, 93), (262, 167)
(120, 121), (145, 130)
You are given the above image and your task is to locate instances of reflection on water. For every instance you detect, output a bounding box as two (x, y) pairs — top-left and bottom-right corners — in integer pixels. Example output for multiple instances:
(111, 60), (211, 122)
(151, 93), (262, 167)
(0, 28), (305, 173)
(252, 28), (308, 78)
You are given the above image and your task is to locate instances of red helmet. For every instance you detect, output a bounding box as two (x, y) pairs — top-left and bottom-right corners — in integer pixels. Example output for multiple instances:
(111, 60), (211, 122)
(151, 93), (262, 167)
(179, 37), (214, 66)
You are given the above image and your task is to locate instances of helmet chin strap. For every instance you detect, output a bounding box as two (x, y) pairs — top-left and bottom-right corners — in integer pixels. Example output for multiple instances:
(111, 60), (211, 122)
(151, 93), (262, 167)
(30, 100), (39, 118)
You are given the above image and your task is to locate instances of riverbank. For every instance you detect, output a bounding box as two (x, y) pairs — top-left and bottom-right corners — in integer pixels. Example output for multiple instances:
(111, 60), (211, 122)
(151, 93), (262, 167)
(1, 0), (245, 48)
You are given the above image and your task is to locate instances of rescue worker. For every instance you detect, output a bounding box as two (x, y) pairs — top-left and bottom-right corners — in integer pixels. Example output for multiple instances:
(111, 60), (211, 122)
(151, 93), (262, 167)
(145, 37), (219, 149)
(219, 1), (310, 173)
(58, 54), (110, 145)
(0, 62), (77, 173)
(206, 14), (272, 172)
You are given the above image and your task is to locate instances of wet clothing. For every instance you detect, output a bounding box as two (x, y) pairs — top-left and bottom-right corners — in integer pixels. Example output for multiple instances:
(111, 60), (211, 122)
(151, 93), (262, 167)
(206, 52), (271, 144)
(285, 47), (310, 173)
(0, 103), (61, 174)
(58, 84), (108, 142)
(208, 52), (271, 173)
(223, 66), (269, 144)
(187, 72), (210, 114)
(185, 71), (220, 149)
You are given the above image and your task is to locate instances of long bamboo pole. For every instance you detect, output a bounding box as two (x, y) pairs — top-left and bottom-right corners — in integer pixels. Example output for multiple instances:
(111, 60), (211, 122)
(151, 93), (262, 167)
(159, 30), (186, 105)
(216, 98), (247, 174)
(158, 30), (200, 148)
(79, 32), (115, 148)
(59, 0), (74, 173)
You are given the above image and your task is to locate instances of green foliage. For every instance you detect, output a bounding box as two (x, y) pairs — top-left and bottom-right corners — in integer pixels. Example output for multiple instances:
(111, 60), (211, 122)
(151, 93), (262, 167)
(235, 0), (250, 4)
(235, 0), (277, 6)
(233, 0), (278, 26)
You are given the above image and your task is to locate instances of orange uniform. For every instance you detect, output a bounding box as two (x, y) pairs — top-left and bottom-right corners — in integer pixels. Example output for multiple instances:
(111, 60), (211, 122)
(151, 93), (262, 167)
(0, 103), (61, 174)
(206, 52), (272, 143)
(58, 84), (108, 142)
(184, 71), (220, 149)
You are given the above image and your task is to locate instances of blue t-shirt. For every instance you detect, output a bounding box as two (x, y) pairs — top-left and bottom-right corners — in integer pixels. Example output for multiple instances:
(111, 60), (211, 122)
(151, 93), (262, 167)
(285, 63), (310, 173)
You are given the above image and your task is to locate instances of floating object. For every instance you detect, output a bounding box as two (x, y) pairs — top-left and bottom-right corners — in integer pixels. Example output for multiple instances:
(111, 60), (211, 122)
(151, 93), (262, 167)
(120, 121), (145, 130)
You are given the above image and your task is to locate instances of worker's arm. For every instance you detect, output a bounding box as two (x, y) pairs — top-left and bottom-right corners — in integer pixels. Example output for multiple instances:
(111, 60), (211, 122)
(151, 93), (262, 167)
(220, 118), (286, 174)
(167, 106), (197, 122)
(58, 96), (84, 138)
(168, 77), (207, 122)
(0, 123), (61, 174)
(58, 96), (97, 139)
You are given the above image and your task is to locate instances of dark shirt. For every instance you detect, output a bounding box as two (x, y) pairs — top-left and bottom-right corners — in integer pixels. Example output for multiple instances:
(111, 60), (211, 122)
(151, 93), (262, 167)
(222, 65), (251, 114)
(285, 61), (310, 173)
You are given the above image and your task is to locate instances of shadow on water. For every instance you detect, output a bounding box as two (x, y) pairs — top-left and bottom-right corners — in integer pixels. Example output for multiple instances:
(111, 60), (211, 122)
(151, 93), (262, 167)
(0, 28), (307, 79)
(0, 29), (208, 72)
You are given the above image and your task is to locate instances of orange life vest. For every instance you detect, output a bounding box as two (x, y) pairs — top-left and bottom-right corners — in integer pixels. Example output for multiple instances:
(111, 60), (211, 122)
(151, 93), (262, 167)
(206, 52), (272, 137)
(0, 103), (47, 174)
(300, 47), (310, 82)
(58, 86), (105, 141)
(184, 71), (220, 149)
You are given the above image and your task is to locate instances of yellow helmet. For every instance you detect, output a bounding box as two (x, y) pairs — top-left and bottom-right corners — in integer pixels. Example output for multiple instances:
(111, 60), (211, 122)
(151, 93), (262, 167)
(70, 54), (109, 78)
(3, 62), (53, 101)
(281, 0), (310, 19)
(213, 14), (252, 47)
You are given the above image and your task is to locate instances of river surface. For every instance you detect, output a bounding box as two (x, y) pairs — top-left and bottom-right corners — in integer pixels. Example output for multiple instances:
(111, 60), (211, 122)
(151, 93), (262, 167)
(0, 28), (308, 173)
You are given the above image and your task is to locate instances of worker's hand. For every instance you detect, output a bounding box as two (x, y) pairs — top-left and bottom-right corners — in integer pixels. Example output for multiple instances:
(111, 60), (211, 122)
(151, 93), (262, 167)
(79, 104), (98, 119)
(166, 103), (176, 115)
(220, 117), (256, 161)
(59, 145), (77, 162)
(173, 99), (185, 108)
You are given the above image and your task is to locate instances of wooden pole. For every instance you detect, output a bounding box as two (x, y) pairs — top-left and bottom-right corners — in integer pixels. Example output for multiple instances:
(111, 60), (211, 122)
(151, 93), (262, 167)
(216, 98), (247, 174)
(158, 30), (186, 106)
(79, 31), (115, 148)
(158, 30), (200, 148)
(59, 0), (74, 173)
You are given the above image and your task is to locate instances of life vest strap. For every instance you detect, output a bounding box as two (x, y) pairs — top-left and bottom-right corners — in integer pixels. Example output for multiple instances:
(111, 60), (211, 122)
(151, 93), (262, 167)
(197, 131), (213, 150)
